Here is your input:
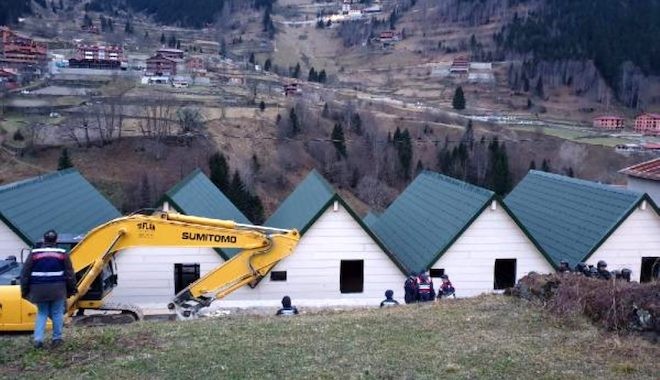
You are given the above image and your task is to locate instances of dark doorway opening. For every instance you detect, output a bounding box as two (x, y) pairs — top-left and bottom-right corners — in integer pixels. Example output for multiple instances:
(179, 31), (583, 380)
(340, 260), (364, 293)
(640, 257), (659, 283)
(494, 259), (516, 290)
(174, 263), (200, 294)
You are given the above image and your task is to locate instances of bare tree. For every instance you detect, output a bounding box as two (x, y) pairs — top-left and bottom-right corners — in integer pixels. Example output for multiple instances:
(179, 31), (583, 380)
(138, 96), (176, 160)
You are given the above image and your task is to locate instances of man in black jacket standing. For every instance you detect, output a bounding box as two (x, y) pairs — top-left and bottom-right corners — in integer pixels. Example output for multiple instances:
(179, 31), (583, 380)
(20, 230), (76, 349)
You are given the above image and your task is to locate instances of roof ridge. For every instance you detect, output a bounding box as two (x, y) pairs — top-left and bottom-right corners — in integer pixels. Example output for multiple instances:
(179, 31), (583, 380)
(308, 169), (337, 196)
(528, 170), (643, 198)
(0, 169), (78, 194)
(165, 168), (205, 198)
(421, 170), (495, 197)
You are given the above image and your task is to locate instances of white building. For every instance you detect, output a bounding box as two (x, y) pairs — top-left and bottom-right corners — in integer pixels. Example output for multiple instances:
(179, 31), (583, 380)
(369, 171), (555, 297)
(506, 170), (660, 282)
(222, 170), (407, 307)
(0, 169), (120, 260)
(107, 169), (250, 308)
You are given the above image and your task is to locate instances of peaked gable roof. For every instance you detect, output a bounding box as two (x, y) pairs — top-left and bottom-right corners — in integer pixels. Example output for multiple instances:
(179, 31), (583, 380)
(363, 212), (381, 228)
(505, 170), (649, 267)
(369, 171), (496, 274)
(265, 170), (407, 274)
(162, 169), (250, 259)
(265, 170), (335, 234)
(0, 169), (121, 244)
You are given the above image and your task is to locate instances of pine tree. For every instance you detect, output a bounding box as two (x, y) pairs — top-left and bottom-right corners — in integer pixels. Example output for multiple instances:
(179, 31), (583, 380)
(209, 152), (230, 193)
(249, 52), (255, 64)
(567, 167), (574, 177)
(264, 58), (271, 71)
(416, 159), (424, 174)
(529, 160), (536, 171)
(318, 69), (327, 83)
(308, 67), (317, 82)
(535, 76), (544, 98)
(139, 174), (151, 209)
(322, 103), (329, 118)
(452, 86), (466, 110)
(331, 123), (347, 159)
(228, 170), (246, 211)
(395, 129), (413, 179)
(492, 143), (512, 195)
(289, 108), (300, 136)
(541, 159), (551, 172)
(292, 62), (301, 79)
(259, 101), (266, 112)
(160, 32), (166, 44)
(124, 19), (133, 34)
(57, 148), (73, 170)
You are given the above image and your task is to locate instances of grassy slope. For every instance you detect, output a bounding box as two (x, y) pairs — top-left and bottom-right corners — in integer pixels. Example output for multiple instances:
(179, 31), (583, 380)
(1, 296), (657, 379)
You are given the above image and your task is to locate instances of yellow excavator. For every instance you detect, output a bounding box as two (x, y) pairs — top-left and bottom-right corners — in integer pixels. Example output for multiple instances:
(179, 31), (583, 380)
(0, 211), (299, 331)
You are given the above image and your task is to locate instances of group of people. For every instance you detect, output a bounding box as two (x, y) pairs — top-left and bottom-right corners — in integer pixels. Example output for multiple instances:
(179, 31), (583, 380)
(558, 259), (632, 282)
(403, 272), (456, 304)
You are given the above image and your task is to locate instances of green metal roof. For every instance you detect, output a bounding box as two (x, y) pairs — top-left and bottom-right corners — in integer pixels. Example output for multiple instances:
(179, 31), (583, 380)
(505, 170), (647, 267)
(265, 170), (335, 234)
(363, 212), (380, 228)
(265, 170), (407, 274)
(0, 169), (121, 245)
(369, 171), (495, 274)
(162, 169), (250, 259)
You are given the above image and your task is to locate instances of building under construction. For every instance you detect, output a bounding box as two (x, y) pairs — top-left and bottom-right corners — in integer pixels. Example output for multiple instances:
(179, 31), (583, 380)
(68, 44), (127, 70)
(0, 27), (47, 70)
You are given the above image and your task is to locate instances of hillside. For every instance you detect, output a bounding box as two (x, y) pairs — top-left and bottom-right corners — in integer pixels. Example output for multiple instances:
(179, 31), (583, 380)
(1, 296), (658, 379)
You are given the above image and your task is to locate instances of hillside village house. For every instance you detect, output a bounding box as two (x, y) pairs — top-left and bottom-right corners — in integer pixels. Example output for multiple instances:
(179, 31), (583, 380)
(593, 116), (625, 130)
(368, 171), (555, 297)
(145, 54), (180, 76)
(506, 171), (660, 283)
(219, 170), (406, 306)
(634, 113), (660, 135)
(107, 169), (250, 308)
(0, 169), (120, 259)
(619, 158), (660, 205)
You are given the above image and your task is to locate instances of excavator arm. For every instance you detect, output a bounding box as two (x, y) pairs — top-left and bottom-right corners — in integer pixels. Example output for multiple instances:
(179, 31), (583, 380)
(66, 211), (299, 319)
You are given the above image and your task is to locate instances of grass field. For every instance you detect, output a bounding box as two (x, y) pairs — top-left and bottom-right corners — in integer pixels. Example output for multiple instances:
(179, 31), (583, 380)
(1, 296), (657, 379)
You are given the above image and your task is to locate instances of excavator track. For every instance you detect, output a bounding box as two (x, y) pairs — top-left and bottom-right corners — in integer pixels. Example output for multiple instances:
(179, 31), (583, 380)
(72, 302), (144, 327)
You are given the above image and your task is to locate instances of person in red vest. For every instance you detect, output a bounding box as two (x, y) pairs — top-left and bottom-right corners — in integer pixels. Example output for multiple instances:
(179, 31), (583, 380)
(416, 272), (435, 302)
(20, 230), (76, 349)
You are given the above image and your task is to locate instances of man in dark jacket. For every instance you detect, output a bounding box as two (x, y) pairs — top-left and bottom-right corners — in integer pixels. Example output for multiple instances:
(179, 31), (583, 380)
(276, 296), (299, 316)
(380, 289), (399, 307)
(20, 230), (76, 348)
(403, 274), (418, 304)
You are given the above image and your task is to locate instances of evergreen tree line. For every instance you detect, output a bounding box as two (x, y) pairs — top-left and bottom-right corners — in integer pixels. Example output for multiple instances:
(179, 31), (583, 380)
(0, 0), (32, 25)
(124, 0), (277, 28)
(307, 67), (327, 83)
(495, 0), (660, 98)
(208, 152), (265, 224)
(387, 128), (413, 180)
(436, 122), (512, 196)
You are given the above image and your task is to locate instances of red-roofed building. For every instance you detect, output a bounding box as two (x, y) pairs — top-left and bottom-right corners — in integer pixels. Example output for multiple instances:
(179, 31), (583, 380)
(593, 116), (625, 130)
(156, 48), (185, 60)
(0, 27), (47, 69)
(450, 56), (470, 75)
(69, 44), (126, 70)
(634, 113), (660, 135)
(619, 158), (660, 204)
(146, 54), (179, 76)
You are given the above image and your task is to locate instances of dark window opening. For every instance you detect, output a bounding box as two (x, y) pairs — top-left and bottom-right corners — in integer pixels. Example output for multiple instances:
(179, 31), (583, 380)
(494, 259), (516, 290)
(430, 268), (445, 278)
(640, 257), (659, 283)
(174, 263), (200, 294)
(340, 260), (364, 293)
(270, 271), (287, 281)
